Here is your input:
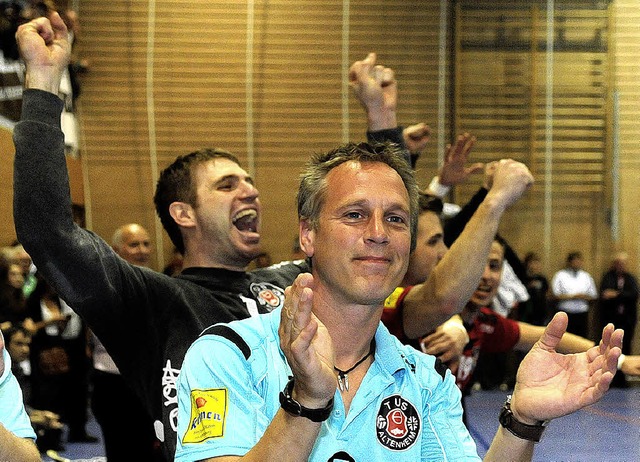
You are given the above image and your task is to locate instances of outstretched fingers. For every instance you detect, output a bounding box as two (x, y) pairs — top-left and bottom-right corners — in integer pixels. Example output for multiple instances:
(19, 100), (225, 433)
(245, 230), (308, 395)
(445, 133), (476, 162)
(581, 324), (622, 405)
(535, 311), (568, 353)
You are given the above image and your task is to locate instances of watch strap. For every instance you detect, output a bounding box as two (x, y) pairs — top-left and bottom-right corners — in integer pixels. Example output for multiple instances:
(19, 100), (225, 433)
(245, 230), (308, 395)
(279, 376), (333, 422)
(499, 395), (547, 443)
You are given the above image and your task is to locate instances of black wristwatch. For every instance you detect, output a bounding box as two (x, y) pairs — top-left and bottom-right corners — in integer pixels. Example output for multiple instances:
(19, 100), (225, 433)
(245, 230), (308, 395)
(498, 395), (548, 443)
(279, 376), (334, 422)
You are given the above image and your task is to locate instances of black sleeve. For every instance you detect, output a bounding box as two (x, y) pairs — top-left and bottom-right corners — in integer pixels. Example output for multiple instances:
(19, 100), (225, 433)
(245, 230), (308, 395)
(498, 237), (528, 283)
(443, 187), (488, 247)
(366, 126), (415, 168)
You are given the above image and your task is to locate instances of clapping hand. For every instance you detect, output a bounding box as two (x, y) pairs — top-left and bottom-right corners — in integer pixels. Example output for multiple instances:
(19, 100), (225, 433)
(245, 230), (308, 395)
(279, 274), (335, 408)
(510, 312), (621, 425)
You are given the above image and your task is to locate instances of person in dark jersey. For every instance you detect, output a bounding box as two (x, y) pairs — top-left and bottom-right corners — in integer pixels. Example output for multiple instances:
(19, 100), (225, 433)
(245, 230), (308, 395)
(89, 223), (162, 461)
(13, 14), (305, 460)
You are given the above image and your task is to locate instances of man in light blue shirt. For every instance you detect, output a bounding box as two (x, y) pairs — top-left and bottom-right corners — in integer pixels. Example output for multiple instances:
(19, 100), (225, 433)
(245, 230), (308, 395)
(176, 143), (622, 461)
(177, 307), (476, 461)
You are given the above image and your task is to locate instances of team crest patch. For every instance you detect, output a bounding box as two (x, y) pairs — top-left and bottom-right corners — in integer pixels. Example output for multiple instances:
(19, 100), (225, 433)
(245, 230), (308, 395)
(182, 388), (227, 444)
(376, 395), (420, 451)
(250, 282), (285, 310)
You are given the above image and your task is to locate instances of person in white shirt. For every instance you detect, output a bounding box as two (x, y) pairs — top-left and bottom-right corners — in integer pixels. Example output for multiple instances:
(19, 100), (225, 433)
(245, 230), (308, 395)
(551, 252), (597, 338)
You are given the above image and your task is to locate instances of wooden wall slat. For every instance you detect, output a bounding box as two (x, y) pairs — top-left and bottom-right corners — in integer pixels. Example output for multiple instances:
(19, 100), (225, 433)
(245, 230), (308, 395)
(74, 0), (447, 266)
(12, 1), (622, 348)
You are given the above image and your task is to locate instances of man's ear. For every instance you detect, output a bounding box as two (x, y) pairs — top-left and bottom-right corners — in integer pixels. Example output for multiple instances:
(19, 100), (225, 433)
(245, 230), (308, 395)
(299, 219), (315, 258)
(169, 202), (196, 228)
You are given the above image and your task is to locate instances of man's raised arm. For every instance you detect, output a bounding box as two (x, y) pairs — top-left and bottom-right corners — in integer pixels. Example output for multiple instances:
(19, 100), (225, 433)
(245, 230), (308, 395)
(402, 159), (534, 337)
(12, 14), (129, 309)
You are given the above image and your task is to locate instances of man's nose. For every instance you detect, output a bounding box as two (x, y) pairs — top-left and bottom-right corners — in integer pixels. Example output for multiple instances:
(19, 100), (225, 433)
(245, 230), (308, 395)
(365, 212), (389, 244)
(240, 181), (259, 200)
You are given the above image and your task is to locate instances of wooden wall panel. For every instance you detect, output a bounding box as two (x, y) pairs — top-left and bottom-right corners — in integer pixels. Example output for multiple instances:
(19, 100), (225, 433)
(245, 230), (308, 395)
(250, 0), (344, 263)
(74, 0), (448, 267)
(58, 0), (636, 351)
(0, 126), (16, 246)
(612, 0), (640, 354)
(454, 1), (611, 282)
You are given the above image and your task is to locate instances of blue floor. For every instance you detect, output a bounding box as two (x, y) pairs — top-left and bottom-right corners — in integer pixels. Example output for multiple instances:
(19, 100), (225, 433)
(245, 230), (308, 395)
(41, 413), (105, 462)
(466, 386), (640, 461)
(45, 385), (639, 461)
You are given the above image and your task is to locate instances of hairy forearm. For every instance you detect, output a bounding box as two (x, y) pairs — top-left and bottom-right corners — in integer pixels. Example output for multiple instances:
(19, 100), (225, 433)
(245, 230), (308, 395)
(367, 108), (397, 131)
(25, 68), (62, 94)
(403, 198), (506, 338)
(0, 425), (40, 462)
(484, 425), (534, 462)
(204, 410), (321, 462)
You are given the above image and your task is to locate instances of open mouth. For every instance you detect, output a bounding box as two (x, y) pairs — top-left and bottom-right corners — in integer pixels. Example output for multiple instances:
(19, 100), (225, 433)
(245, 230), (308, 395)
(474, 284), (493, 296)
(232, 209), (258, 233)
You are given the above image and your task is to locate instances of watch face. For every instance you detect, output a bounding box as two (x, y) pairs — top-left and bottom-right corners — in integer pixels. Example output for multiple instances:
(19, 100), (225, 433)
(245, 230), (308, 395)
(499, 409), (512, 426)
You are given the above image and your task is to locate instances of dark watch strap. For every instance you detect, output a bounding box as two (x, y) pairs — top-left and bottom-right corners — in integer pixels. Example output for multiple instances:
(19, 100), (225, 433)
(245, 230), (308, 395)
(279, 376), (334, 422)
(498, 395), (547, 443)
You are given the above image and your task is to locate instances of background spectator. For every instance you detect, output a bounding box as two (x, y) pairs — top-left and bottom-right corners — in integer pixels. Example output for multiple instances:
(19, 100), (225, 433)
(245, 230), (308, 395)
(4, 325), (64, 453)
(25, 274), (95, 444)
(551, 251), (597, 338)
(599, 251), (638, 387)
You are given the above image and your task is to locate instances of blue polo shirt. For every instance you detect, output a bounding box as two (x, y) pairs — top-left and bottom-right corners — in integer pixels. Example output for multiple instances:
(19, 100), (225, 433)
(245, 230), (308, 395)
(176, 308), (479, 461)
(0, 349), (36, 440)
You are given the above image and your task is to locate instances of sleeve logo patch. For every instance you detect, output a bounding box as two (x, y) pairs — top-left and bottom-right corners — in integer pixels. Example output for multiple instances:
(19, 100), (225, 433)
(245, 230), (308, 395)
(182, 388), (228, 444)
(376, 395), (420, 451)
(384, 287), (404, 309)
(250, 282), (285, 310)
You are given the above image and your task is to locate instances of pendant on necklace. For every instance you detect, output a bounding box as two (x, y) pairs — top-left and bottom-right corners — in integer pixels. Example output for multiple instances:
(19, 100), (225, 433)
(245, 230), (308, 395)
(337, 372), (349, 392)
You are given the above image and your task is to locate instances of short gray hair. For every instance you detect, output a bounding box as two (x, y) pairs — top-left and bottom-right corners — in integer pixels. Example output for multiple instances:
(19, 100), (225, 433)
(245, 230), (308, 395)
(297, 142), (419, 251)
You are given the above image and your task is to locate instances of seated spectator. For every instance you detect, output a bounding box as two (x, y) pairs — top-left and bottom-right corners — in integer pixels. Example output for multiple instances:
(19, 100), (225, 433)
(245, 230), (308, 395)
(0, 260), (29, 332)
(4, 325), (64, 452)
(5, 244), (37, 298)
(25, 274), (96, 444)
